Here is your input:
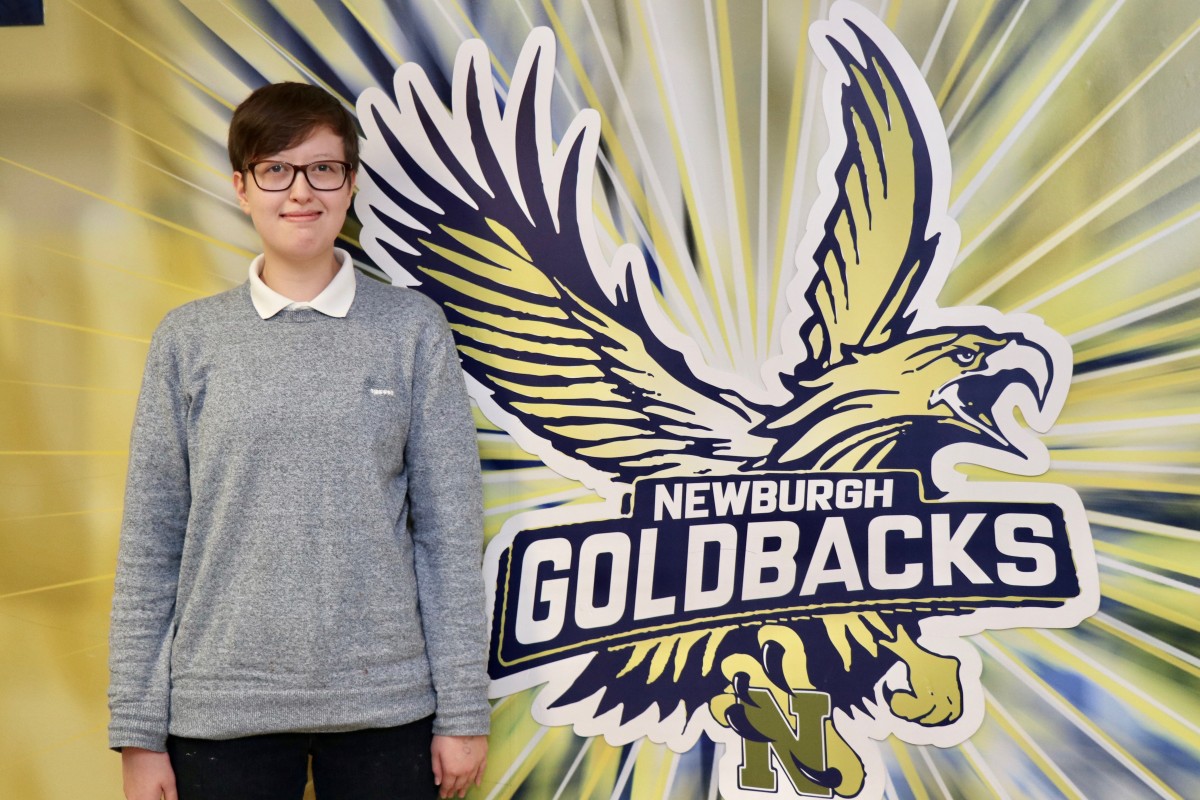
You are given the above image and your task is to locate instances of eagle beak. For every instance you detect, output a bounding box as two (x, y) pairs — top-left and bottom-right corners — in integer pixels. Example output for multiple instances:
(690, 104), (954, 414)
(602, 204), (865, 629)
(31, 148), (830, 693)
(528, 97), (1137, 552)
(932, 338), (1054, 448)
(980, 337), (1053, 406)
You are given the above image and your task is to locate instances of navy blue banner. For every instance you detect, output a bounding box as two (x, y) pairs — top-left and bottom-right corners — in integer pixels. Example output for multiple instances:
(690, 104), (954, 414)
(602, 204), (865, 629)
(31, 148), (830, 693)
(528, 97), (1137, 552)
(490, 472), (1078, 675)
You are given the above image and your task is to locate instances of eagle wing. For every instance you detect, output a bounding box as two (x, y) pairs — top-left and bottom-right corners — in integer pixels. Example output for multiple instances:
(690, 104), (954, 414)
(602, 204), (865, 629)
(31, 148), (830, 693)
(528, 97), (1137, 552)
(798, 21), (945, 368)
(355, 31), (772, 492)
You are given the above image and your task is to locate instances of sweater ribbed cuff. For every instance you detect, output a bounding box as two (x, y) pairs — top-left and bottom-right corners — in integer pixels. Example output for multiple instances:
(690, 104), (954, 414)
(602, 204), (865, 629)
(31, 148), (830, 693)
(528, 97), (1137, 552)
(109, 727), (168, 753)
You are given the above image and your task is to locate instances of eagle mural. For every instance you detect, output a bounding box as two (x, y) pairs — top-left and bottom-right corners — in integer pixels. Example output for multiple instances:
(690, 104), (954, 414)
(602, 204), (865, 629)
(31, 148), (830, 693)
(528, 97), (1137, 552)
(355, 4), (1090, 798)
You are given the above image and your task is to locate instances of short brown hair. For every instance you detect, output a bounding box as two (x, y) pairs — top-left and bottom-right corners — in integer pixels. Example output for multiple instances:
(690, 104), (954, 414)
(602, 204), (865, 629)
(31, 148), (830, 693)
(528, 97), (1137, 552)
(227, 82), (359, 172)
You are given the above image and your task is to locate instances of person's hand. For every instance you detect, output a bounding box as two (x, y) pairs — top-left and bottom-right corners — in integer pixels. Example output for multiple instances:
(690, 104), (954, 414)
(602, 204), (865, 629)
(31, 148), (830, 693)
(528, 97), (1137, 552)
(431, 734), (487, 798)
(121, 747), (177, 800)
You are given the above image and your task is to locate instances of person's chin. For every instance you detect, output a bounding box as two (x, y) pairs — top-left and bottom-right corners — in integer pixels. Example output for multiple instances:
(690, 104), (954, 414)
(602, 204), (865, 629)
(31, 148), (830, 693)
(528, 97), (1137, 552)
(268, 237), (335, 261)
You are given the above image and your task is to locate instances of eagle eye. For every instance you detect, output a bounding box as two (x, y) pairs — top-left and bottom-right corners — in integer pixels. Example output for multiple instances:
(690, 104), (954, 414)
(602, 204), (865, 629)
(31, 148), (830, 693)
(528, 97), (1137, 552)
(952, 349), (977, 365)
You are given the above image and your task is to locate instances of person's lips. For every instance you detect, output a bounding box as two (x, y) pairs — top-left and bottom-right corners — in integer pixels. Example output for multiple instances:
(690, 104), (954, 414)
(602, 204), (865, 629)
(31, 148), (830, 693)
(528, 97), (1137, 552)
(281, 210), (322, 221)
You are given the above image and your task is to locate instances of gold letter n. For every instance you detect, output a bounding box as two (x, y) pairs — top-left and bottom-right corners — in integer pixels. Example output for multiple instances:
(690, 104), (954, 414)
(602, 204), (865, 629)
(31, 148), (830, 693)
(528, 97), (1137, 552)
(737, 688), (833, 798)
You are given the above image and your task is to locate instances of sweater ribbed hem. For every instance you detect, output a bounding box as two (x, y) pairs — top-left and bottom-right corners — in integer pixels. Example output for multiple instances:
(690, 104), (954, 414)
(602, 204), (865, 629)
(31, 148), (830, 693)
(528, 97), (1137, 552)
(168, 682), (437, 740)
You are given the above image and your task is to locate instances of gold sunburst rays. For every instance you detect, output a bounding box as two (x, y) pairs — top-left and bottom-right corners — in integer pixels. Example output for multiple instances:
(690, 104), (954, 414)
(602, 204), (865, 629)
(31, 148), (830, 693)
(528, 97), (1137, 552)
(955, 710), (1082, 799)
(1015, 212), (1200, 335)
(941, 4), (1200, 315)
(337, 1), (406, 66)
(628, 0), (740, 364)
(1099, 558), (1200, 633)
(895, 739), (1003, 799)
(930, 0), (998, 109)
(940, 0), (1031, 140)
(4, 1), (1200, 798)
(0, 573), (116, 603)
(566, 0), (832, 373)
(0, 156), (252, 260)
(479, 691), (559, 800)
(475, 423), (606, 542)
(959, 739), (1016, 800)
(2, 5), (254, 795)
(980, 688), (1089, 800)
(1084, 611), (1200, 681)
(887, 740), (934, 800)
(544, 0), (735, 366)
(1052, 396), (1200, 457)
(0, 506), (122, 525)
(28, 244), (211, 296)
(892, 9), (1197, 798)
(946, 0), (1127, 218)
(200, 1), (364, 106)
(954, 14), (1200, 270)
(1087, 510), (1200, 545)
(766, 0), (816, 359)
(709, 0), (758, 362)
(976, 634), (1185, 800)
(63, 0), (235, 110)
(1023, 627), (1200, 744)
(1092, 530), (1200, 580)
(955, 120), (1200, 308)
(479, 706), (675, 800)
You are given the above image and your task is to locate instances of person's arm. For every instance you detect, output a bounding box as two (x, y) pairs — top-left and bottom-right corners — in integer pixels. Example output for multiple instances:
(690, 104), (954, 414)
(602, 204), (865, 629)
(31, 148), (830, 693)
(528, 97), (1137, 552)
(108, 320), (191, 760)
(405, 305), (491, 788)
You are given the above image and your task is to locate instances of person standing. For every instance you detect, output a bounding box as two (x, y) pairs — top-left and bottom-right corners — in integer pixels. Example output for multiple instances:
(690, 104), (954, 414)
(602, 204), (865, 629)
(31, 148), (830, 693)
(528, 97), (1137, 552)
(108, 82), (490, 800)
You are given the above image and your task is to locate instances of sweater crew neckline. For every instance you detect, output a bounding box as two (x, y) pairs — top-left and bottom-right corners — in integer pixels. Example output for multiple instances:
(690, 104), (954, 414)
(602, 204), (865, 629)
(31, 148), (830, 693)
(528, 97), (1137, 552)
(267, 306), (341, 324)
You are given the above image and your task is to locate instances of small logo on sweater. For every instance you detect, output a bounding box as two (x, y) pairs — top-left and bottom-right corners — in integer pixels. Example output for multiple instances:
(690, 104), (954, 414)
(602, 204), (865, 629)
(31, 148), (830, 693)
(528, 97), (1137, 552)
(369, 388), (395, 397)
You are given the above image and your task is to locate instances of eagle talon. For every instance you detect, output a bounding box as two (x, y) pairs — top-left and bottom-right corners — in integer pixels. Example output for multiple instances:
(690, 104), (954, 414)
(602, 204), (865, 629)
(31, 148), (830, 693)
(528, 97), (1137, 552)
(789, 752), (842, 790)
(881, 627), (963, 726)
(762, 639), (793, 694)
(725, 704), (773, 743)
(732, 672), (759, 707)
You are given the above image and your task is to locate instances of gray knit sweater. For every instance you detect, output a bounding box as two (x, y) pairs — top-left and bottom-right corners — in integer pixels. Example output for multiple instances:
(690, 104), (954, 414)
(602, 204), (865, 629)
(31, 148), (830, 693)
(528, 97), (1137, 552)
(108, 273), (490, 751)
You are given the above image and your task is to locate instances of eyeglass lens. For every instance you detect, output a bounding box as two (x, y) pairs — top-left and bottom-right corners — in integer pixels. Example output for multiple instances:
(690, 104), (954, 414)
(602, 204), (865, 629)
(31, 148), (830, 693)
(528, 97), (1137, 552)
(252, 161), (348, 191)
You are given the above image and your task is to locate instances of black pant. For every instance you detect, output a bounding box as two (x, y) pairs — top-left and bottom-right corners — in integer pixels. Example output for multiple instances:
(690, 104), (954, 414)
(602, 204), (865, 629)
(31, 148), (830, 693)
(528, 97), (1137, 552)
(167, 717), (436, 800)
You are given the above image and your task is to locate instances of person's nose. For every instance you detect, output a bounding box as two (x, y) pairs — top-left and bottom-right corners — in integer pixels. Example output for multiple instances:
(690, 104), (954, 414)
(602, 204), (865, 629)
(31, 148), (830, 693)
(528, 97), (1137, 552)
(289, 168), (316, 201)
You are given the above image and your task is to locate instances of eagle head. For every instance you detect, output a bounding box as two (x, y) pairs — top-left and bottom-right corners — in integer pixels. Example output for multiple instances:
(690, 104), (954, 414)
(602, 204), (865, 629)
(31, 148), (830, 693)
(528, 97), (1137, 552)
(923, 330), (1052, 448)
(762, 328), (1054, 476)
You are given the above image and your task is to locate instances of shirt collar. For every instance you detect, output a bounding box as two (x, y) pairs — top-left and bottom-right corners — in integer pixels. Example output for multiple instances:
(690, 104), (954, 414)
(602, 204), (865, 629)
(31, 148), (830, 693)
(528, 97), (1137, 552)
(248, 248), (356, 320)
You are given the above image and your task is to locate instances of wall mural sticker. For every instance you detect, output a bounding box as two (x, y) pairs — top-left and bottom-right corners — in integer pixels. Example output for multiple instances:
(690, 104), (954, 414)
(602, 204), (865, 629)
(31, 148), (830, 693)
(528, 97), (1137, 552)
(355, 3), (1097, 798)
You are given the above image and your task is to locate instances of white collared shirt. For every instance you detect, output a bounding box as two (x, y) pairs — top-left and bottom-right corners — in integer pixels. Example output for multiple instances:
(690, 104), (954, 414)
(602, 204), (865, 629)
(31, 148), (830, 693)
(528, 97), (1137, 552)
(248, 248), (356, 319)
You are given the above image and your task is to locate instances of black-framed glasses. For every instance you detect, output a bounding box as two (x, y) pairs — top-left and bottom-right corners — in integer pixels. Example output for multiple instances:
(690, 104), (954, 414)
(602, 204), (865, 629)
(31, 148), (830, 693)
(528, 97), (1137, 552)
(245, 160), (353, 191)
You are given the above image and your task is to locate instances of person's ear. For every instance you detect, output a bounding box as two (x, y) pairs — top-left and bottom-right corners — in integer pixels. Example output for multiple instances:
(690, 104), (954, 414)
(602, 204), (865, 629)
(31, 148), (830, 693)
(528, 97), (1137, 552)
(233, 170), (251, 213)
